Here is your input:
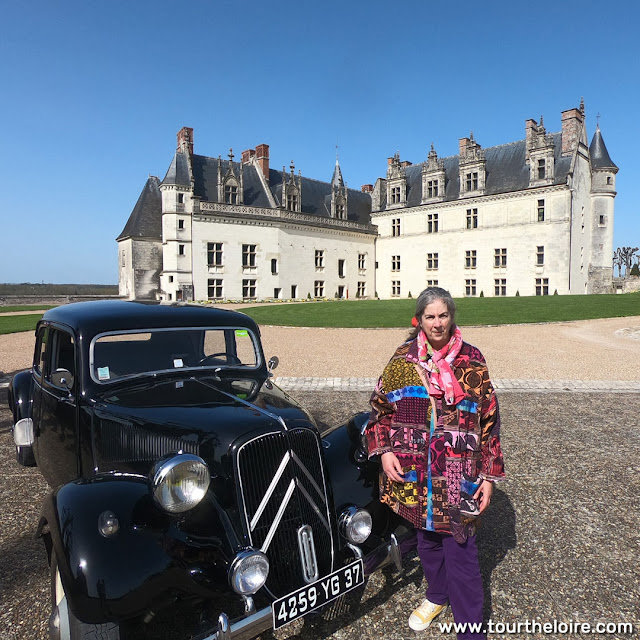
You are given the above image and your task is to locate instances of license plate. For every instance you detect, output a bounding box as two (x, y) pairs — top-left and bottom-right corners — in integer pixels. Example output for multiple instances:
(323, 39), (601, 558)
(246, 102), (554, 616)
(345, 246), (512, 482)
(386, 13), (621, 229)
(272, 559), (364, 629)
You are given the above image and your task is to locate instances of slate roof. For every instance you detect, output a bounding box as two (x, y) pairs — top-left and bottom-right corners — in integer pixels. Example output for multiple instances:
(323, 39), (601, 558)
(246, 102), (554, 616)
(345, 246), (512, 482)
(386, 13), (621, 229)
(385, 132), (573, 210)
(589, 127), (618, 170)
(191, 156), (372, 226)
(116, 176), (162, 241)
(162, 151), (191, 186)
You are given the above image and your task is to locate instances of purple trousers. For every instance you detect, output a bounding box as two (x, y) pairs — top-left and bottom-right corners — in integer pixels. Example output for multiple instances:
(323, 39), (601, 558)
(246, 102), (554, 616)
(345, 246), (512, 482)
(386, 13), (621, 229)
(416, 529), (485, 640)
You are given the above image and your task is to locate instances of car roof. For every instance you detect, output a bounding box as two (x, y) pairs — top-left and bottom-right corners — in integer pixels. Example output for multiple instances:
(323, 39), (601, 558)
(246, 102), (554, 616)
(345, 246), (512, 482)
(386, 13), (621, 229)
(41, 300), (259, 335)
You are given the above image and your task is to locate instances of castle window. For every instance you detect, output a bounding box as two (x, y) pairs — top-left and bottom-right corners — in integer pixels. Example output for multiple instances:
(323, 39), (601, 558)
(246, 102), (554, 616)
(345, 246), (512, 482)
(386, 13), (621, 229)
(208, 279), (223, 300)
(338, 259), (345, 278)
(178, 244), (185, 256)
(465, 279), (477, 297)
(178, 219), (185, 230)
(391, 255), (401, 272)
(291, 285), (298, 298)
(466, 208), (478, 229)
(391, 281), (401, 297)
(599, 215), (606, 226)
(315, 250), (324, 269)
(207, 242), (223, 266)
(177, 193), (184, 204)
(494, 248), (507, 268)
(271, 258), (278, 274)
(426, 279), (439, 287)
(536, 278), (549, 296)
(392, 218), (401, 236)
(357, 282), (366, 297)
(242, 279), (256, 300)
(427, 213), (439, 233)
(358, 253), (366, 270)
(314, 281), (324, 298)
(607, 176), (612, 185)
(465, 250), (477, 269)
(536, 246), (544, 266)
(538, 199), (545, 222)
(391, 187), (401, 204)
(494, 278), (506, 296)
(287, 193), (298, 211)
(465, 172), (479, 191)
(426, 253), (439, 270)
(537, 159), (546, 179)
(168, 275), (174, 283)
(427, 180), (439, 198)
(242, 244), (257, 268)
(225, 184), (238, 204)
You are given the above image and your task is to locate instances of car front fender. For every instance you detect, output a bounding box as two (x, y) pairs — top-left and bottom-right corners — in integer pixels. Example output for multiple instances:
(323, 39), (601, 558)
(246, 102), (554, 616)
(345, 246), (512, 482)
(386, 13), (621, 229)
(322, 413), (390, 534)
(8, 369), (36, 466)
(39, 473), (232, 624)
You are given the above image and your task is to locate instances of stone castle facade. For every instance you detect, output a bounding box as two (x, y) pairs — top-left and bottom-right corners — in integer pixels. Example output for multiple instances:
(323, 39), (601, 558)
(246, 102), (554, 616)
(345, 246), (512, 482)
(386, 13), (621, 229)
(117, 101), (617, 301)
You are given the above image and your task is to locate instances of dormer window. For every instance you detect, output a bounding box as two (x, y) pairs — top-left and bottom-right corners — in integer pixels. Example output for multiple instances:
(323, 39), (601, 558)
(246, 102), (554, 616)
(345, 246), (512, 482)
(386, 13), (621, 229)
(287, 192), (298, 211)
(391, 187), (401, 204)
(427, 180), (439, 198)
(465, 172), (479, 191)
(537, 159), (546, 179)
(225, 183), (238, 204)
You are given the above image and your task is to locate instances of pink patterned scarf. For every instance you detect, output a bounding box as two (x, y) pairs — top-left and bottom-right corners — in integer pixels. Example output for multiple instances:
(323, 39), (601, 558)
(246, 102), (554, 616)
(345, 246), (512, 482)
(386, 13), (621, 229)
(417, 326), (465, 406)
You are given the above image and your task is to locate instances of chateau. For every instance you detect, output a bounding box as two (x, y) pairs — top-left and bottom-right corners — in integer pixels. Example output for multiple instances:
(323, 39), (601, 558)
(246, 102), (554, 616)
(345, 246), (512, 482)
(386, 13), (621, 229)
(118, 101), (617, 301)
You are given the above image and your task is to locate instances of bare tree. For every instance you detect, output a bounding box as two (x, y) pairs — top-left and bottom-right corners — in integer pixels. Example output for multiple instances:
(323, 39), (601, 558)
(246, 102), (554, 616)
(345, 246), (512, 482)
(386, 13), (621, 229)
(615, 246), (640, 277)
(613, 248), (623, 277)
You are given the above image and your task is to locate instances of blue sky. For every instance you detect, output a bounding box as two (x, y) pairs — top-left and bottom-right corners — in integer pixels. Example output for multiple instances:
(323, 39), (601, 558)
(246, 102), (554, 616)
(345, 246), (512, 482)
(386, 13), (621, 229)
(1, 0), (638, 284)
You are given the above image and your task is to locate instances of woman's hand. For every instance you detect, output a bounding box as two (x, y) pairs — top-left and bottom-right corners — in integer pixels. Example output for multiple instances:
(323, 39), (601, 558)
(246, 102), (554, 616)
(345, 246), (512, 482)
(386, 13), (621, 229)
(474, 479), (494, 514)
(381, 452), (405, 483)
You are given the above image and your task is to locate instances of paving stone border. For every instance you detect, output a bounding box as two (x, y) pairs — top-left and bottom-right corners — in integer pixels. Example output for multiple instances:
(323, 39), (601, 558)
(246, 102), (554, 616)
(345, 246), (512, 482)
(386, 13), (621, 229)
(274, 376), (640, 393)
(3, 375), (639, 393)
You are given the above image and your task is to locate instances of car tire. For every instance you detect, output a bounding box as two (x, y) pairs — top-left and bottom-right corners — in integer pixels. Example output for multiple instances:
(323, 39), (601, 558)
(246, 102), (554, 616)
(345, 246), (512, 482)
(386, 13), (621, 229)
(50, 551), (122, 640)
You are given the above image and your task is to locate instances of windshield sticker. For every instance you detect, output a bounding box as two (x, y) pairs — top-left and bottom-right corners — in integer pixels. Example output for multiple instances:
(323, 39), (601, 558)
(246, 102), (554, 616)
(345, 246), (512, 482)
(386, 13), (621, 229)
(173, 358), (184, 368)
(97, 366), (110, 381)
(235, 330), (248, 337)
(175, 381), (184, 389)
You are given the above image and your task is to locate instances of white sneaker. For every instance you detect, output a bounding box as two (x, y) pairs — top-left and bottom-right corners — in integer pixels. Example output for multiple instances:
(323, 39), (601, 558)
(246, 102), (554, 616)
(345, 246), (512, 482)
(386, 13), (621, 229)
(408, 599), (447, 631)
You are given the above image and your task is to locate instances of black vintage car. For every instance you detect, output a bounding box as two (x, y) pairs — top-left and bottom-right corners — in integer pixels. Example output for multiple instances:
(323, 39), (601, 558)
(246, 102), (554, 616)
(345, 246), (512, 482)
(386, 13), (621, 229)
(8, 301), (415, 640)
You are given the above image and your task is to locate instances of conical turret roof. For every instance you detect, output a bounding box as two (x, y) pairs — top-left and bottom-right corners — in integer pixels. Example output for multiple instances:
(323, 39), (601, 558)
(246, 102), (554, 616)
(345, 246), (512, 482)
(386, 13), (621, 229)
(589, 126), (618, 170)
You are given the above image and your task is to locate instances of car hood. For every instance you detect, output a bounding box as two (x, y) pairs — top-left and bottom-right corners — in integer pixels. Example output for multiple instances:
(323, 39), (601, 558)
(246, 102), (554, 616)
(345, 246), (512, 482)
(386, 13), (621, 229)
(91, 375), (316, 477)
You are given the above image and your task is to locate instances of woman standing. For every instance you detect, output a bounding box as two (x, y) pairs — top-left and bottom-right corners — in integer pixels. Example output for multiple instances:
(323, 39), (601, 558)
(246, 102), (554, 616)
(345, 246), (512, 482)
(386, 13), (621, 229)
(366, 287), (505, 639)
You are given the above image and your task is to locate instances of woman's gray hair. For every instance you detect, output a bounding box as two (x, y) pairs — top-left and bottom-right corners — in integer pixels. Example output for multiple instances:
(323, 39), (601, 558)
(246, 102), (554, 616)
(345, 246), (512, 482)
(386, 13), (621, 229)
(407, 286), (456, 339)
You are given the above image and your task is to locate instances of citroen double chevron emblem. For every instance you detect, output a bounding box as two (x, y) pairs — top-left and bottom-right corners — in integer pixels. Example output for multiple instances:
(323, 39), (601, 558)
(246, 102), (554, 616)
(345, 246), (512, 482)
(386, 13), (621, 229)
(297, 524), (319, 583)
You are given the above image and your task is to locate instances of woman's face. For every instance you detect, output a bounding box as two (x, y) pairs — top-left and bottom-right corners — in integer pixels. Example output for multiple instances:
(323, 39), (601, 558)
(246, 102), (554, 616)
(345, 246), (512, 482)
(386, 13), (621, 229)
(419, 299), (452, 350)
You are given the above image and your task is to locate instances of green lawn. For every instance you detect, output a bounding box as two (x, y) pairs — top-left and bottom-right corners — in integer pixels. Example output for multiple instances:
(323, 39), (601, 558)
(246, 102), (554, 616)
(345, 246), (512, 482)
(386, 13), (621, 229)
(241, 293), (640, 328)
(0, 305), (56, 313)
(0, 314), (42, 335)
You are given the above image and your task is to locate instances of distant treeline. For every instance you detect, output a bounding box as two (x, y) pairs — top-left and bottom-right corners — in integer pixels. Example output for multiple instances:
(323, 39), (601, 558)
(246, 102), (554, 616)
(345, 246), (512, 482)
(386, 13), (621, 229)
(0, 283), (119, 296)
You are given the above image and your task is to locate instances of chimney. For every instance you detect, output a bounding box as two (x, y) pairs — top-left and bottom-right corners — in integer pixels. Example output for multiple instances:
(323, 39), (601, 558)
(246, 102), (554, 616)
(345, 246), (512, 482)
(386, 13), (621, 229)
(458, 137), (470, 157)
(241, 149), (256, 164)
(255, 144), (270, 182)
(561, 107), (584, 156)
(361, 184), (374, 193)
(525, 119), (538, 159)
(177, 127), (194, 156)
(387, 157), (395, 166)
(400, 160), (412, 168)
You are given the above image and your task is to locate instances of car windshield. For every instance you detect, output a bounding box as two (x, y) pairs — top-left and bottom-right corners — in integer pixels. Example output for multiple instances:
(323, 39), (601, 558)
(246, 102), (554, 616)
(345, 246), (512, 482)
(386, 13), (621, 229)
(90, 327), (259, 383)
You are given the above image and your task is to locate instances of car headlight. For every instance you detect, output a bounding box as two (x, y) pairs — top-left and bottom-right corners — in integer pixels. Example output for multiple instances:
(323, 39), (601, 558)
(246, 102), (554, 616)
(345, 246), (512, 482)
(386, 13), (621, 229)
(151, 454), (210, 513)
(339, 506), (372, 544)
(229, 550), (269, 594)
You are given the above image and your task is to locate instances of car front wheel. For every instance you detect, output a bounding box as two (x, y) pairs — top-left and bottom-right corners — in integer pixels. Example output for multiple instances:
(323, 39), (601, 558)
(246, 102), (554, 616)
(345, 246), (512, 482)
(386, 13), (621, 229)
(50, 551), (122, 640)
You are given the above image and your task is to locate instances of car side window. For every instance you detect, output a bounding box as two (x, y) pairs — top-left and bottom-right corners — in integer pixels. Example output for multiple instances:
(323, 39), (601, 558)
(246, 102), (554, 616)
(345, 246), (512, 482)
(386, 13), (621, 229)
(46, 329), (75, 390)
(33, 326), (48, 378)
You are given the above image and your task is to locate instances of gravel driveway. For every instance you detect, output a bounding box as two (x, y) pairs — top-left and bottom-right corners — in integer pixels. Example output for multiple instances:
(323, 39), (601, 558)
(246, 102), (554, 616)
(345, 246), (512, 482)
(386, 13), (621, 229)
(1, 316), (639, 639)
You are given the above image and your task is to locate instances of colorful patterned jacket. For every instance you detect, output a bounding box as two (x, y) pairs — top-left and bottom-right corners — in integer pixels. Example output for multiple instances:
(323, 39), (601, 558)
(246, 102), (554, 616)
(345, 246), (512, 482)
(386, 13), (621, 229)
(366, 336), (505, 541)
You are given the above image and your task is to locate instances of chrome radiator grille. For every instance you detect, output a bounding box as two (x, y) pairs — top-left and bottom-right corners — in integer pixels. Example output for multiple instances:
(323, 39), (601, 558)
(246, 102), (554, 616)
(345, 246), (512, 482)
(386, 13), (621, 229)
(236, 429), (334, 598)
